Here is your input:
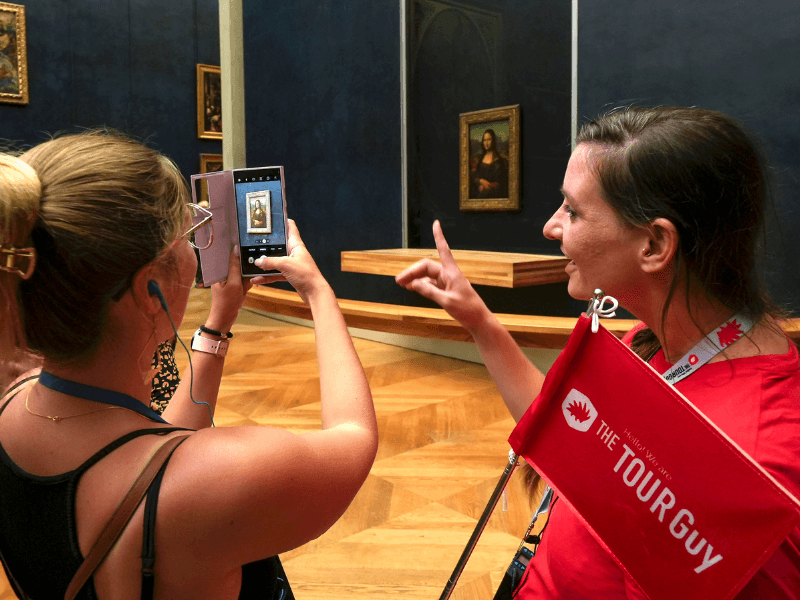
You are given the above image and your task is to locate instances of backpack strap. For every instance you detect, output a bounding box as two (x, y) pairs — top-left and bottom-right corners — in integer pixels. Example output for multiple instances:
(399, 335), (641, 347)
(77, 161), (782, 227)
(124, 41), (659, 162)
(64, 434), (191, 600)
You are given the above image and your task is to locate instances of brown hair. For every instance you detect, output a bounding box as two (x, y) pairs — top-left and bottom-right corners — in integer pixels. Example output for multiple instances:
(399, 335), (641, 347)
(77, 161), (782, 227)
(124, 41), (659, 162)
(4, 130), (187, 362)
(577, 106), (775, 357)
(522, 106), (776, 499)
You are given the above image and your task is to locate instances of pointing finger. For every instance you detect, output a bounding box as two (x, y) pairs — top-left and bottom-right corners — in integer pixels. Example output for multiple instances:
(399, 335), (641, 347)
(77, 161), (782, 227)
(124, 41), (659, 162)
(432, 220), (457, 269)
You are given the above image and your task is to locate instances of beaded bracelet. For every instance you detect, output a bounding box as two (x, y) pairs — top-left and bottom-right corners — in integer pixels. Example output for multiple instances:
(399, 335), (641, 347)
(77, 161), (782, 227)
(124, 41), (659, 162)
(199, 324), (234, 339)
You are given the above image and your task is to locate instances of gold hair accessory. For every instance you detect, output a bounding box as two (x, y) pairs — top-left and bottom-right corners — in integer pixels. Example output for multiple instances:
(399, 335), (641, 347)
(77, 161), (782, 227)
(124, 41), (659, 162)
(0, 246), (36, 279)
(25, 380), (122, 422)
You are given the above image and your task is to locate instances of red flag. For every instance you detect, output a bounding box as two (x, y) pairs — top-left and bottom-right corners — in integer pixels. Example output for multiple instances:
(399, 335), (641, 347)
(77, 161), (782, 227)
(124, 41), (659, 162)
(508, 316), (800, 600)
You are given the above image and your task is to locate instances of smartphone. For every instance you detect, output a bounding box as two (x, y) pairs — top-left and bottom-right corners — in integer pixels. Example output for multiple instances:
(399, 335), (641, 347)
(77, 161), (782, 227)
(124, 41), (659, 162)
(232, 166), (288, 276)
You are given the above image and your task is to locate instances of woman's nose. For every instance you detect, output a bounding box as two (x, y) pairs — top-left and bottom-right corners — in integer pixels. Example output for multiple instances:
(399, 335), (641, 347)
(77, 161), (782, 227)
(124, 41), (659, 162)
(543, 211), (561, 241)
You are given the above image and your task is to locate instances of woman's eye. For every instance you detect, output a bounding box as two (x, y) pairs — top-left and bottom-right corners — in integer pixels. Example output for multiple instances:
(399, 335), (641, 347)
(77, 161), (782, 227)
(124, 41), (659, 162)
(563, 203), (577, 219)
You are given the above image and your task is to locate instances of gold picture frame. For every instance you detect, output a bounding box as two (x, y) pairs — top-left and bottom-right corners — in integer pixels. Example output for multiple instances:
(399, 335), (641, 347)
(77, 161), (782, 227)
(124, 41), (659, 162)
(459, 104), (520, 211)
(200, 153), (223, 174)
(196, 64), (222, 139)
(0, 2), (28, 106)
(198, 153), (223, 206)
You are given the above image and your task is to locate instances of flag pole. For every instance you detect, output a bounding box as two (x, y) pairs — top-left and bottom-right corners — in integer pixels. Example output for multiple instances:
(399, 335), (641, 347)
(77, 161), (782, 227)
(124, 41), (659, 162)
(438, 450), (519, 600)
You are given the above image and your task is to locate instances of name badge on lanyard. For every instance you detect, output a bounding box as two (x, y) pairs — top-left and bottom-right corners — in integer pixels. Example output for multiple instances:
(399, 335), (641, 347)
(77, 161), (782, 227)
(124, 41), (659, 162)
(661, 314), (754, 384)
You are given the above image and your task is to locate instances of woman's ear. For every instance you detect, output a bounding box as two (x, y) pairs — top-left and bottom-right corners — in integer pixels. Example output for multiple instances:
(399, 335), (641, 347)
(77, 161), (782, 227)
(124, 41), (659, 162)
(641, 218), (679, 275)
(130, 265), (163, 316)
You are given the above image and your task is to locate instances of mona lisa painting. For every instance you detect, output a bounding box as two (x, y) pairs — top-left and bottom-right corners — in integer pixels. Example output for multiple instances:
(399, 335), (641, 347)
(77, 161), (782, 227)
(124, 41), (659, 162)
(246, 190), (272, 234)
(459, 104), (520, 211)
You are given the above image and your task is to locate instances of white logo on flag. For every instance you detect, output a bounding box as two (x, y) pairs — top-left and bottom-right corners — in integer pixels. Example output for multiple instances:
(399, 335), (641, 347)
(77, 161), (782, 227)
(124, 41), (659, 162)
(562, 388), (598, 432)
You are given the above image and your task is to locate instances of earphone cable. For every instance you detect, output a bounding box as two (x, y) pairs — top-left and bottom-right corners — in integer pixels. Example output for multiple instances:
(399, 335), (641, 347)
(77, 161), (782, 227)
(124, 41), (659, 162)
(163, 309), (216, 428)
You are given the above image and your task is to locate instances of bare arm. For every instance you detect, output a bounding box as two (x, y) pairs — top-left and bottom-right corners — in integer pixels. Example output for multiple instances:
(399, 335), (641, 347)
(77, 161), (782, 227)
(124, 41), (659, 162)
(308, 286), (376, 431)
(158, 220), (377, 569)
(162, 250), (252, 429)
(161, 347), (224, 429)
(395, 220), (544, 421)
(254, 220), (375, 436)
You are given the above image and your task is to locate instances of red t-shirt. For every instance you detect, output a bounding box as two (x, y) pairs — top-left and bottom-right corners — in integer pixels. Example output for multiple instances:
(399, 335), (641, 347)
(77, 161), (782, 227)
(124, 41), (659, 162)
(516, 327), (800, 599)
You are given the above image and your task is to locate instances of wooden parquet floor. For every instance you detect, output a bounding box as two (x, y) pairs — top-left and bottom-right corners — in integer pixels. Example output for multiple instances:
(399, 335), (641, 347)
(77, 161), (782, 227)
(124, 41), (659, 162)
(0, 287), (543, 599)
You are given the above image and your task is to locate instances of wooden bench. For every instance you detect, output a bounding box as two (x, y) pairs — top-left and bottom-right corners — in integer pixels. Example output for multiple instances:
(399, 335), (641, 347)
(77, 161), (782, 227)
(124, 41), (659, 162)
(340, 249), (569, 288)
(245, 286), (800, 349)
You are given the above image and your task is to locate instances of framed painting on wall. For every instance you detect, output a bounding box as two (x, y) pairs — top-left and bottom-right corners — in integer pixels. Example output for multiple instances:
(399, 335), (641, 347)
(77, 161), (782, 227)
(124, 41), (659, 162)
(197, 64), (222, 139)
(459, 104), (520, 211)
(200, 153), (223, 174)
(198, 153), (223, 206)
(0, 2), (28, 105)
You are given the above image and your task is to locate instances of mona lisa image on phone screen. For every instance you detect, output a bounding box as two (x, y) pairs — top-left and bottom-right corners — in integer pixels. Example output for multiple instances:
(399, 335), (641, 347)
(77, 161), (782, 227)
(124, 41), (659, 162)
(232, 166), (288, 276)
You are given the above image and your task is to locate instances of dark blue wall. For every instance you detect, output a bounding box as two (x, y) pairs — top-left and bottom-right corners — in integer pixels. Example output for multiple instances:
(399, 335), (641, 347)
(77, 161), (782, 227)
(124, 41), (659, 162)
(243, 0), (579, 316)
(0, 0), (221, 181)
(406, 0), (578, 315)
(242, 0), (409, 305)
(408, 0), (572, 255)
(578, 0), (800, 315)
(3, 1), (576, 316)
(20, 2), (793, 318)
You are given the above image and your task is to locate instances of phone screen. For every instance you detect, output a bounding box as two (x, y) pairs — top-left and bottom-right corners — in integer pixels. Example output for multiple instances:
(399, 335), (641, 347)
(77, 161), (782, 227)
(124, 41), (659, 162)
(232, 166), (287, 276)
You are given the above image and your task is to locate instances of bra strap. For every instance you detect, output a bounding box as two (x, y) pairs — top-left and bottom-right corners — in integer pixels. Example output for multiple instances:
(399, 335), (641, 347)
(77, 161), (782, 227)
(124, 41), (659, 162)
(64, 434), (191, 600)
(0, 371), (41, 414)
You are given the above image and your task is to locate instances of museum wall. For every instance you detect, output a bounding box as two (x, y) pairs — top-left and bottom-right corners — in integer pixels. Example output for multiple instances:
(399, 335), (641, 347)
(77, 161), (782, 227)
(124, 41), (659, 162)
(10, 3), (792, 318)
(242, 0), (582, 316)
(406, 0), (571, 255)
(241, 0), (410, 308)
(0, 0), (221, 186)
(578, 0), (800, 315)
(406, 0), (580, 316)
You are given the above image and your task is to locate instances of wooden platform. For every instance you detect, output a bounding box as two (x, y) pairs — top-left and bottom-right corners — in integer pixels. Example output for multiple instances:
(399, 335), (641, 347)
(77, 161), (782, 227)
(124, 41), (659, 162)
(246, 286), (800, 348)
(246, 285), (636, 348)
(341, 249), (570, 288)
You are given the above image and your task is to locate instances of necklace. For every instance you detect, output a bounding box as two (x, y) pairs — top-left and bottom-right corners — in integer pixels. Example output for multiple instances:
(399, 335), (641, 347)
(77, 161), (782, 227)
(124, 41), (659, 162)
(25, 380), (123, 422)
(28, 372), (168, 424)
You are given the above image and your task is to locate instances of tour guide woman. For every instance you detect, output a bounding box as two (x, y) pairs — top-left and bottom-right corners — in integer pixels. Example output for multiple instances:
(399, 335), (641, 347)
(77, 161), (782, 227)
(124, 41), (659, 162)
(0, 131), (377, 599)
(397, 107), (800, 598)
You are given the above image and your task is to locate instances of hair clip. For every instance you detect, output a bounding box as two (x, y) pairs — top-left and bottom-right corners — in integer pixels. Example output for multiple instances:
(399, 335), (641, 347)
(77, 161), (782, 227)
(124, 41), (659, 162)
(0, 246), (36, 279)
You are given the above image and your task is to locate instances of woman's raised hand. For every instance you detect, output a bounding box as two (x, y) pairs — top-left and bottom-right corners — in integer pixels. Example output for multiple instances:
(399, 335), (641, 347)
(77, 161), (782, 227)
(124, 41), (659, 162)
(395, 220), (490, 332)
(253, 219), (329, 305)
(206, 248), (254, 333)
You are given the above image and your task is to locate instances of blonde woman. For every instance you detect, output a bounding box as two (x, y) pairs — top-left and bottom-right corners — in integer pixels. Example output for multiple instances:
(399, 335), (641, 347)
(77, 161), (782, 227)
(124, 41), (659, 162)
(0, 131), (377, 599)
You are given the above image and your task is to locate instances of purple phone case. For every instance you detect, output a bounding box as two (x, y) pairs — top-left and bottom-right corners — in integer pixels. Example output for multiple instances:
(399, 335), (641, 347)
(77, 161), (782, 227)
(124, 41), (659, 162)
(189, 170), (238, 286)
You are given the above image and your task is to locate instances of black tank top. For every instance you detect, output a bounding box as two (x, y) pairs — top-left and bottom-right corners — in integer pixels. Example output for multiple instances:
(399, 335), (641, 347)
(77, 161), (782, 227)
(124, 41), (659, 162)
(0, 389), (291, 599)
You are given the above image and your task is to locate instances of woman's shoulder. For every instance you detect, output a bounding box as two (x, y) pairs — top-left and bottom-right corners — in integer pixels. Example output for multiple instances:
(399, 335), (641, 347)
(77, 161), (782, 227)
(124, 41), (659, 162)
(152, 422), (377, 572)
